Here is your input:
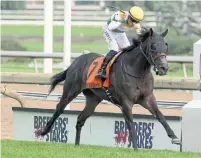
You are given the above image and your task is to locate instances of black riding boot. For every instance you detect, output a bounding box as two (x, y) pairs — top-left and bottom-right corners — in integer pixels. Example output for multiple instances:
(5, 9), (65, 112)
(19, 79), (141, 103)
(95, 50), (117, 80)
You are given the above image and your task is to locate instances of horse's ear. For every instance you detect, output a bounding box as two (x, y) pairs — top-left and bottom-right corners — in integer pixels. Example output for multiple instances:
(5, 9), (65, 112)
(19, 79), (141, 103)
(161, 29), (168, 37)
(149, 28), (154, 36)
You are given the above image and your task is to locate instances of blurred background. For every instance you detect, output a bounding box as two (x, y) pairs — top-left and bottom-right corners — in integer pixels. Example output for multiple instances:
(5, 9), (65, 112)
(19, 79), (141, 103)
(1, 0), (201, 77)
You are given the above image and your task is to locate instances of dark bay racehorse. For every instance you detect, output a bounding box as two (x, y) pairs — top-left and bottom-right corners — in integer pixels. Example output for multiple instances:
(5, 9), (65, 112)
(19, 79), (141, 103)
(35, 28), (180, 150)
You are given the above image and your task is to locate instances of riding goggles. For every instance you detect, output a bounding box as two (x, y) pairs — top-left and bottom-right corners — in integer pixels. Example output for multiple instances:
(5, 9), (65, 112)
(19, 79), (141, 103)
(128, 15), (140, 23)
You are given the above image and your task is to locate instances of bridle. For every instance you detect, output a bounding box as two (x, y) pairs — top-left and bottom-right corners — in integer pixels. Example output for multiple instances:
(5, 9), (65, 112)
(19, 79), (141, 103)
(139, 37), (167, 74)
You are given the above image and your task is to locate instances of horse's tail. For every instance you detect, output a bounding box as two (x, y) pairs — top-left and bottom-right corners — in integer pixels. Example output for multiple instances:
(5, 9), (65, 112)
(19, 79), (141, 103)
(48, 69), (68, 95)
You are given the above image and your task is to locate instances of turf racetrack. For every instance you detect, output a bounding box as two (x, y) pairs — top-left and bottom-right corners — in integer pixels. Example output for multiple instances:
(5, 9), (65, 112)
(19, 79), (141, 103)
(2, 140), (201, 158)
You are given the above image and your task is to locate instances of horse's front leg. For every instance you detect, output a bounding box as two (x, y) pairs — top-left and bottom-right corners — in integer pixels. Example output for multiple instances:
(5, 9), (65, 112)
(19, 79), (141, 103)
(139, 93), (181, 145)
(121, 101), (138, 151)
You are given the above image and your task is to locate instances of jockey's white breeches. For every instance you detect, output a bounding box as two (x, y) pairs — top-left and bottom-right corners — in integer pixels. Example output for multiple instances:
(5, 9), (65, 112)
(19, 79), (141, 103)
(102, 24), (131, 52)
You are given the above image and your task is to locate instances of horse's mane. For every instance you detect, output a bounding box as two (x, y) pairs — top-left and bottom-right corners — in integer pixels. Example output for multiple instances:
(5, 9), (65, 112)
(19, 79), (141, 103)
(121, 29), (150, 53)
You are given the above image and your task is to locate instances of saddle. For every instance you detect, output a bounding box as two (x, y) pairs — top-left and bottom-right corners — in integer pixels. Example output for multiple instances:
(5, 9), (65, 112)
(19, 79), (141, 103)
(85, 52), (122, 89)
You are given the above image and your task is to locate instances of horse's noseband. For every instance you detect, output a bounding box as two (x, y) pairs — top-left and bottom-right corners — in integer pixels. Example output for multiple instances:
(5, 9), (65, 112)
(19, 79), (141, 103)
(153, 53), (166, 62)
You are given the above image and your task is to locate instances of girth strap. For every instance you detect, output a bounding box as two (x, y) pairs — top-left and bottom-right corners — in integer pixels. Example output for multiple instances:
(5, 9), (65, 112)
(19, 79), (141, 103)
(102, 87), (120, 107)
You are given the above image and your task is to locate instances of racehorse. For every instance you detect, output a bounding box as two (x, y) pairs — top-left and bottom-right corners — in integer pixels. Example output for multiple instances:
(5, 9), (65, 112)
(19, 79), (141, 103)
(35, 28), (180, 150)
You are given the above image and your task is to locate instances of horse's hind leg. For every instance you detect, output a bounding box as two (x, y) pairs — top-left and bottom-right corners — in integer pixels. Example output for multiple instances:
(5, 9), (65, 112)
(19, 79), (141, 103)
(139, 93), (180, 145)
(75, 89), (102, 145)
(36, 79), (81, 136)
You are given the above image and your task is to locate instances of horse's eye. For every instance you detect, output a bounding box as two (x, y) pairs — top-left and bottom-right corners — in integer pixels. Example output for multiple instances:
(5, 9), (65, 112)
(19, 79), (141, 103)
(165, 43), (168, 52)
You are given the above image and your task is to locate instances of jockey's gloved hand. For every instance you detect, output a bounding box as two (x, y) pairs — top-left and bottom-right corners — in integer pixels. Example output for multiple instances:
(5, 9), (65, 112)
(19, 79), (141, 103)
(124, 12), (129, 21)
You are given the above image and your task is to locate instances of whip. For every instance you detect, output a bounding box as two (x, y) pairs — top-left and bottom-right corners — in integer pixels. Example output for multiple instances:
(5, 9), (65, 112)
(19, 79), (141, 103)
(107, 5), (125, 14)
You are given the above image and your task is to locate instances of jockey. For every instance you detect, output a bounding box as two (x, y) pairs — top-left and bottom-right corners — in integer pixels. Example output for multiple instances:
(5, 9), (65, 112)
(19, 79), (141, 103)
(95, 6), (144, 80)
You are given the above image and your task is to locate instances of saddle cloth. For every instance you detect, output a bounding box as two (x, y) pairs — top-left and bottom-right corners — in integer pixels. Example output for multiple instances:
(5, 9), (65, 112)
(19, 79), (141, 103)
(86, 52), (121, 88)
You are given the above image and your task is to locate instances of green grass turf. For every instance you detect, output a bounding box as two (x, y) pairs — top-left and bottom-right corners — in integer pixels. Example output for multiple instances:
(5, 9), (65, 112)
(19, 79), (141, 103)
(2, 140), (201, 158)
(19, 41), (108, 53)
(1, 62), (61, 73)
(1, 25), (102, 37)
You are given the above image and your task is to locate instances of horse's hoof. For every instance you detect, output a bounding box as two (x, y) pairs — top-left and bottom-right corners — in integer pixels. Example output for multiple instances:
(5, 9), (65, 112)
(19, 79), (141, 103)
(133, 147), (138, 151)
(171, 138), (181, 145)
(133, 148), (138, 152)
(34, 128), (43, 138)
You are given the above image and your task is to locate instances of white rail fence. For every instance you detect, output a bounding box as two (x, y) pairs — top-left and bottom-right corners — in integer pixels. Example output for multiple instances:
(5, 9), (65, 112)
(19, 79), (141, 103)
(1, 0), (201, 27)
(1, 50), (193, 76)
(1, 73), (200, 91)
(0, 10), (166, 27)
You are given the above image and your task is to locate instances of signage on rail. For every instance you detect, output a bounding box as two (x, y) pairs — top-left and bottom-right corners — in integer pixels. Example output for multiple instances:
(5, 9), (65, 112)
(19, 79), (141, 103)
(34, 116), (69, 143)
(13, 107), (181, 151)
(114, 120), (154, 149)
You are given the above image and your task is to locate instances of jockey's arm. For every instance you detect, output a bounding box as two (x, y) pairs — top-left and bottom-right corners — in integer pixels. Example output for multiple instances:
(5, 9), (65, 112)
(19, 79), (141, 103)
(108, 20), (125, 31)
(107, 11), (126, 31)
(133, 23), (142, 35)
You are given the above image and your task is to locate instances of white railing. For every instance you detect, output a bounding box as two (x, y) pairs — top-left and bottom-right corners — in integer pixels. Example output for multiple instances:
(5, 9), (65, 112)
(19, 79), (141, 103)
(1, 50), (193, 76)
(1, 72), (200, 91)
(1, 1), (200, 27)
(1, 51), (193, 63)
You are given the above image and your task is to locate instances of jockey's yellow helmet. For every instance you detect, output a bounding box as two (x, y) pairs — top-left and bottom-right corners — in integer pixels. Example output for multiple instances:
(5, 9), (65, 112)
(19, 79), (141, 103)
(129, 6), (144, 22)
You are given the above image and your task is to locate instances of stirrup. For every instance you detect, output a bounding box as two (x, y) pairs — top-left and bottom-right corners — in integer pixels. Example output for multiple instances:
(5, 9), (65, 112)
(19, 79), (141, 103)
(95, 69), (107, 79)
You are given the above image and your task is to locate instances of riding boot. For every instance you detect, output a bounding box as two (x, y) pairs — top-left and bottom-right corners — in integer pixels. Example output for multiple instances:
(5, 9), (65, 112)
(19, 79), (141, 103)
(95, 50), (118, 80)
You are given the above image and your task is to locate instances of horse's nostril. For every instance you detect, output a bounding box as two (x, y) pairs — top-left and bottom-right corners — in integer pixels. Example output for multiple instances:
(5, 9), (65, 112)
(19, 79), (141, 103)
(160, 67), (167, 71)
